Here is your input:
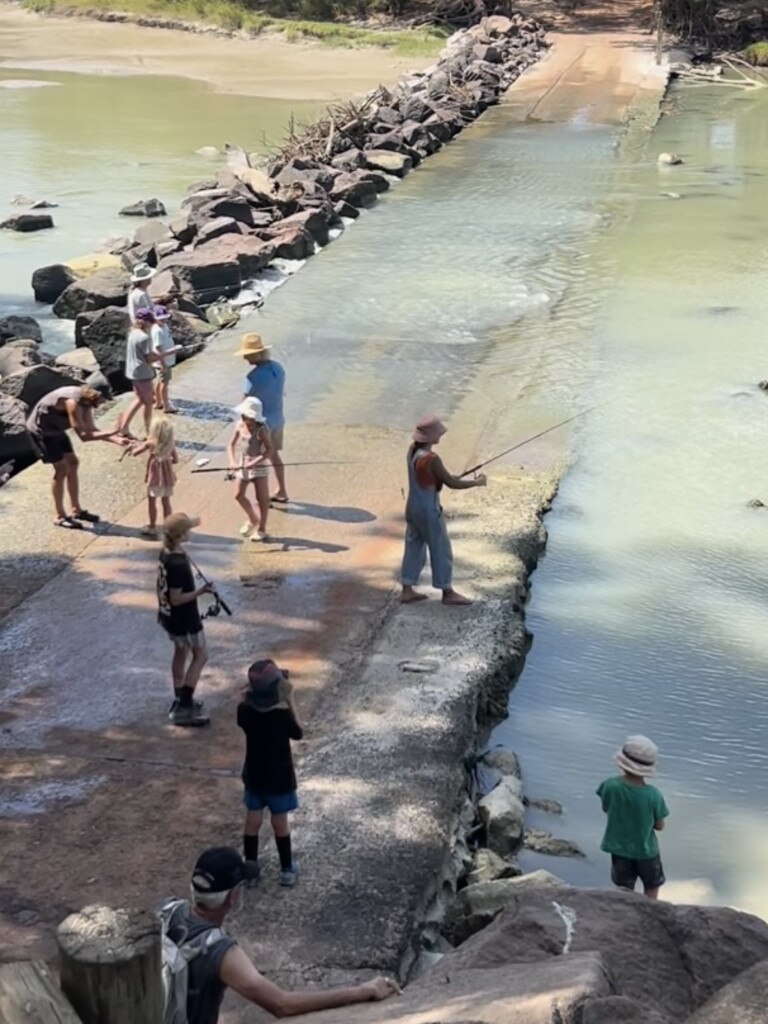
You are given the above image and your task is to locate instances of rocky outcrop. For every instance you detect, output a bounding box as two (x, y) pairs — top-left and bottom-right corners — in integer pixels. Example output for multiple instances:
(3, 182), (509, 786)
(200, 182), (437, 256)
(31, 264), (77, 304)
(52, 268), (131, 319)
(0, 316), (43, 346)
(0, 214), (54, 232)
(685, 956), (768, 1023)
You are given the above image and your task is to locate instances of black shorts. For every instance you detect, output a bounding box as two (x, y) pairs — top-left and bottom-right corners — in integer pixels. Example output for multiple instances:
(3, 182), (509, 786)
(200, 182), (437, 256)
(611, 854), (665, 892)
(34, 432), (73, 464)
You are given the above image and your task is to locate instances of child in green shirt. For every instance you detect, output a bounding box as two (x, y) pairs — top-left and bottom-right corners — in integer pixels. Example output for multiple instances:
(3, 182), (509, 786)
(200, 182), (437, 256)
(597, 735), (670, 899)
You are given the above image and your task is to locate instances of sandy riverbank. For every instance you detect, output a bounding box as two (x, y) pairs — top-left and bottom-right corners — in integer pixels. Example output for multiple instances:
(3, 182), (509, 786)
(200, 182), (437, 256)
(0, 4), (432, 99)
(0, 22), (670, 1020)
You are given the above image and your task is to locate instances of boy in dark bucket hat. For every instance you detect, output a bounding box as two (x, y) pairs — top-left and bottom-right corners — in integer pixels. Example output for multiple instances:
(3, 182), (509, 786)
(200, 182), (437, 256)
(237, 659), (302, 887)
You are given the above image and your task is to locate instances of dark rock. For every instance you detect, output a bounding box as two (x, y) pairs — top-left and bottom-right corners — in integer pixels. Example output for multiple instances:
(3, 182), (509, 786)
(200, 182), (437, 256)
(192, 197), (255, 229)
(0, 364), (83, 409)
(262, 225), (315, 261)
(464, 848), (522, 887)
(155, 251), (242, 304)
(181, 188), (231, 212)
(524, 796), (564, 815)
(331, 149), (366, 171)
(478, 775), (525, 855)
(0, 214), (54, 232)
(52, 268), (131, 319)
(357, 169), (391, 193)
(364, 150), (412, 178)
(268, 209), (330, 246)
(330, 173), (378, 209)
(119, 198), (166, 217)
(168, 212), (196, 245)
(481, 747), (521, 777)
(85, 369), (112, 398)
(426, 70), (450, 97)
(686, 956), (768, 1024)
(333, 200), (360, 221)
(375, 105), (402, 125)
(105, 236), (134, 256)
(185, 177), (217, 195)
(76, 306), (130, 388)
(134, 220), (173, 246)
(30, 199), (58, 210)
(192, 236), (275, 278)
(148, 270), (181, 303)
(400, 95), (433, 123)
(120, 243), (155, 271)
(151, 239), (183, 263)
(274, 163), (336, 194)
(0, 393), (36, 465)
(0, 316), (43, 346)
(193, 217), (244, 247)
(522, 827), (585, 858)
(0, 342), (43, 378)
(473, 43), (503, 63)
(423, 113), (461, 143)
(31, 264), (77, 304)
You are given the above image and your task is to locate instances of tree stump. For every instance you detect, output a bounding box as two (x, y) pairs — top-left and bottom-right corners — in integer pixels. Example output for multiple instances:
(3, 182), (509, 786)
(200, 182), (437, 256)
(57, 906), (163, 1024)
(0, 961), (82, 1024)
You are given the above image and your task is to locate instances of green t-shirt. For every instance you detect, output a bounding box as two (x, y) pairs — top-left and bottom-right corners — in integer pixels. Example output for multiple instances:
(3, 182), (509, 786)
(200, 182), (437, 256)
(597, 775), (670, 860)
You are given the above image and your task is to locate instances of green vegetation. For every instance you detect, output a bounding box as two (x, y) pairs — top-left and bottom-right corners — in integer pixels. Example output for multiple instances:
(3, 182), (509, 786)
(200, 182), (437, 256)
(21, 0), (448, 54)
(743, 41), (768, 66)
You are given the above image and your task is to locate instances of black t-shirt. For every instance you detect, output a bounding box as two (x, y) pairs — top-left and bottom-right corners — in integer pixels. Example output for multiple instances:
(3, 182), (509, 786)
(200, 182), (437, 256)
(157, 549), (203, 636)
(237, 703), (303, 794)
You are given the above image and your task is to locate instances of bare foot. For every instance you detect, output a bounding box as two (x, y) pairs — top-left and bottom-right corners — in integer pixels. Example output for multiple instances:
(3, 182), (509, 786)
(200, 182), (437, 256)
(442, 590), (473, 606)
(400, 588), (428, 604)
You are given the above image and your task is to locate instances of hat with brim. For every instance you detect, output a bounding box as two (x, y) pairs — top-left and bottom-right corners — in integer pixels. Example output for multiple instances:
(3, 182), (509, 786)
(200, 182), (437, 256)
(247, 659), (291, 710)
(131, 262), (155, 283)
(235, 332), (271, 358)
(163, 512), (201, 541)
(192, 847), (260, 894)
(153, 304), (171, 321)
(413, 415), (447, 445)
(615, 735), (658, 778)
(234, 397), (265, 422)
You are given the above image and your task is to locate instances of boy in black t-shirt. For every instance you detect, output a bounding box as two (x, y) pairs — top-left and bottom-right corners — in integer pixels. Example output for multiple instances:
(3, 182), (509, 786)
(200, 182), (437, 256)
(157, 512), (211, 727)
(237, 659), (303, 886)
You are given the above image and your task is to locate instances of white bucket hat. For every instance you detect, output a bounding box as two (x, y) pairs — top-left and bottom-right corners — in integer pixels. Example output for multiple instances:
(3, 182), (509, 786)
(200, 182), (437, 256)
(131, 262), (155, 283)
(234, 397), (264, 422)
(615, 735), (658, 778)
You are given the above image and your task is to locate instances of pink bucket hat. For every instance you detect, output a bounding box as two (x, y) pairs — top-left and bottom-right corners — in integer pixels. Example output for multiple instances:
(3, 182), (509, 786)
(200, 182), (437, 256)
(413, 415), (447, 444)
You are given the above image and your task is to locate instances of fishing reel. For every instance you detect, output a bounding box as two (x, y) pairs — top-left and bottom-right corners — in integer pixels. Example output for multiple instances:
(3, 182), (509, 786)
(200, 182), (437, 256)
(201, 584), (232, 620)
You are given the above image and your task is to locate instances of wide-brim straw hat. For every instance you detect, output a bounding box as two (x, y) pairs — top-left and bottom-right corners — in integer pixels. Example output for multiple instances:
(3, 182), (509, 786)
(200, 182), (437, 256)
(131, 262), (155, 283)
(163, 512), (201, 541)
(234, 397), (265, 422)
(235, 332), (271, 358)
(615, 735), (658, 778)
(413, 415), (447, 445)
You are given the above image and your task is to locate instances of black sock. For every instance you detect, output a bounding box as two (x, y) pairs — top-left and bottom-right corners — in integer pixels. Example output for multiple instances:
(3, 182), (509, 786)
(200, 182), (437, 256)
(275, 834), (292, 871)
(178, 686), (194, 709)
(243, 835), (259, 863)
(174, 687), (183, 702)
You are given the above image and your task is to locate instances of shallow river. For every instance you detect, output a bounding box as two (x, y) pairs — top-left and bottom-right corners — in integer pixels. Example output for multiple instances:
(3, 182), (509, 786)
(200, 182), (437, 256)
(494, 83), (768, 919)
(2, 32), (767, 919)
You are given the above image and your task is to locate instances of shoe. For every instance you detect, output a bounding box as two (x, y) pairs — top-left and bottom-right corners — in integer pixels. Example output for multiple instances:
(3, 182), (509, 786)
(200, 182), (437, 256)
(244, 861), (261, 889)
(170, 704), (210, 728)
(141, 524), (158, 538)
(73, 509), (100, 524)
(239, 522), (254, 537)
(279, 864), (298, 887)
(168, 698), (205, 717)
(54, 515), (83, 530)
(250, 530), (270, 543)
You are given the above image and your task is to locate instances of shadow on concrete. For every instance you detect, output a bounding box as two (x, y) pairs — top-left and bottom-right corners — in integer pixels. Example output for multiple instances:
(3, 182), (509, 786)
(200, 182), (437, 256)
(271, 501), (376, 524)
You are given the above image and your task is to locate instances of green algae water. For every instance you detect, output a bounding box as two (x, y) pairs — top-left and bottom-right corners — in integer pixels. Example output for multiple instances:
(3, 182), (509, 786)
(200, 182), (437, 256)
(492, 82), (768, 919)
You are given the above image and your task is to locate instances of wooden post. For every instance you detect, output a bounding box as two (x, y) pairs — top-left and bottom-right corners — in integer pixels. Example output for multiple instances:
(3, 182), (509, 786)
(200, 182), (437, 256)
(0, 961), (82, 1024)
(57, 905), (164, 1024)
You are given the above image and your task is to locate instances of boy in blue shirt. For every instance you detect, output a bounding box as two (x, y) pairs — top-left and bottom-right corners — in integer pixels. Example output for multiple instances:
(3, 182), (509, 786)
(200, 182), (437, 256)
(597, 735), (670, 899)
(237, 332), (288, 502)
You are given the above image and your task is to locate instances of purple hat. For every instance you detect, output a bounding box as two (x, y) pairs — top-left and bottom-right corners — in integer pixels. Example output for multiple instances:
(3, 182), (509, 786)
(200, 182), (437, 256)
(134, 308), (155, 323)
(153, 305), (171, 321)
(246, 659), (291, 709)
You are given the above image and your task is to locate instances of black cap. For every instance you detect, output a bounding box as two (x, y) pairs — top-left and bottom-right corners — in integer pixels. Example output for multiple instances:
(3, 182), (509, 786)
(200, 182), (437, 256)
(192, 847), (260, 894)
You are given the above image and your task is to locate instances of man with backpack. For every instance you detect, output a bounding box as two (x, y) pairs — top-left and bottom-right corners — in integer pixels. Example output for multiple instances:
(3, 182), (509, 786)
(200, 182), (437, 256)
(161, 847), (400, 1023)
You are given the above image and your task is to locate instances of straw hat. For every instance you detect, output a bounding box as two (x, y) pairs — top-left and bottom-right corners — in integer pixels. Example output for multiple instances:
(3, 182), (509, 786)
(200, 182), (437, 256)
(163, 512), (201, 542)
(235, 333), (271, 359)
(413, 415), (447, 445)
(234, 397), (265, 422)
(615, 735), (658, 778)
(131, 262), (155, 283)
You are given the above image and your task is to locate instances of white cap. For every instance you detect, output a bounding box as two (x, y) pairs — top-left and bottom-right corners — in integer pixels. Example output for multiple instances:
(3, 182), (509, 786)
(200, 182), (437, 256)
(234, 397), (265, 422)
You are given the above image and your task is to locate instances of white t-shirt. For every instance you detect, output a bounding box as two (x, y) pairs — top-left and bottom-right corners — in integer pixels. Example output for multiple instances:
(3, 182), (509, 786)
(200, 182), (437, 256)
(127, 286), (152, 322)
(151, 322), (176, 368)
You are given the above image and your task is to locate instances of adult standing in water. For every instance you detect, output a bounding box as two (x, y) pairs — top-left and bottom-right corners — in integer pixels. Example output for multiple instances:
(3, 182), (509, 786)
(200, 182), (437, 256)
(400, 415), (486, 606)
(26, 384), (127, 529)
(237, 333), (288, 503)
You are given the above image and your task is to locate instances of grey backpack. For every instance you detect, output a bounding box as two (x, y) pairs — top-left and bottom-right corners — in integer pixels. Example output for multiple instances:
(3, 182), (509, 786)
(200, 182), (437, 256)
(160, 899), (224, 1024)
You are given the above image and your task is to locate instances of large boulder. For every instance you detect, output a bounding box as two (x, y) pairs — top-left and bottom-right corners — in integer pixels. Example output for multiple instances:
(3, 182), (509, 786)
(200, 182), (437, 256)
(363, 150), (412, 178)
(0, 213), (54, 232)
(76, 307), (130, 389)
(55, 347), (99, 372)
(0, 393), (36, 465)
(119, 198), (166, 217)
(52, 268), (131, 319)
(261, 224), (315, 261)
(31, 263), (77, 304)
(193, 217), (244, 247)
(192, 236), (275, 278)
(65, 253), (123, 278)
(444, 887), (768, 1024)
(155, 251), (242, 304)
(134, 220), (173, 246)
(329, 173), (378, 209)
(191, 197), (255, 229)
(685, 957), (768, 1023)
(464, 847), (521, 887)
(478, 775), (525, 855)
(0, 316), (43, 346)
(0, 341), (43, 378)
(0, 364), (83, 410)
(267, 209), (330, 247)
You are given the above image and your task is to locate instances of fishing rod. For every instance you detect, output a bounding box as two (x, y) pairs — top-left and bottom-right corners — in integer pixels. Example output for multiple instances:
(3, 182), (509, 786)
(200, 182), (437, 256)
(191, 460), (363, 474)
(460, 401), (608, 478)
(186, 553), (232, 619)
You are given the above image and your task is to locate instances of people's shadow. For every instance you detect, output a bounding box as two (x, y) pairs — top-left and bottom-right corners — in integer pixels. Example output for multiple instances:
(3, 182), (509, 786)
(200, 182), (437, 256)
(249, 535), (349, 555)
(172, 399), (236, 422)
(271, 502), (375, 524)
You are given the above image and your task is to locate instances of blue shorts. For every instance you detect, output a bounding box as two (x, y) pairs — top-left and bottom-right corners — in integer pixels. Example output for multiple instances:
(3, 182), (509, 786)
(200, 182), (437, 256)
(243, 790), (299, 814)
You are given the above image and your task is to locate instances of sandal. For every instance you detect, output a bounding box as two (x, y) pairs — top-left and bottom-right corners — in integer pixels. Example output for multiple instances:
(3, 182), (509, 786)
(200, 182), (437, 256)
(55, 515), (83, 530)
(73, 509), (100, 524)
(271, 495), (289, 504)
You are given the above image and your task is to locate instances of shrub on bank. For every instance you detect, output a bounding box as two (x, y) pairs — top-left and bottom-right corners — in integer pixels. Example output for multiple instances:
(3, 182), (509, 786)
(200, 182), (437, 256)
(744, 40), (768, 65)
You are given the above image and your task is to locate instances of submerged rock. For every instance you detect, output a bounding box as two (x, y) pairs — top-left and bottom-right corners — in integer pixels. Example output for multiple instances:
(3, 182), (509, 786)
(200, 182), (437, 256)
(658, 152), (684, 166)
(522, 827), (585, 858)
(525, 796), (564, 815)
(0, 213), (54, 232)
(464, 847), (521, 887)
(119, 197), (167, 217)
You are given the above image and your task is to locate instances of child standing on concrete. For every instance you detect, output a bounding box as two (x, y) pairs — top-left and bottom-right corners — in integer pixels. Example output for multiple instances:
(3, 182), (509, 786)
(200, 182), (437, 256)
(597, 735), (670, 899)
(131, 415), (177, 539)
(238, 659), (302, 887)
(227, 397), (274, 541)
